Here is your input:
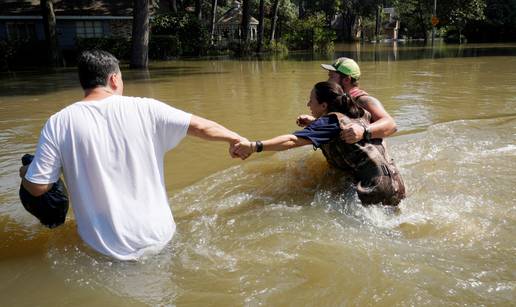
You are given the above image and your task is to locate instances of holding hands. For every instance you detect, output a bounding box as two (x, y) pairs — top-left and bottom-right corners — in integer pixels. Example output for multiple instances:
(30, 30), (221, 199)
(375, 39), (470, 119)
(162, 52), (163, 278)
(230, 139), (255, 160)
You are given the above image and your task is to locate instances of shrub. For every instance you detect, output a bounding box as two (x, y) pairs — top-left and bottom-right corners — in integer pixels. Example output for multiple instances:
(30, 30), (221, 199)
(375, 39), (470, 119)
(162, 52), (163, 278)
(76, 37), (131, 60)
(283, 13), (335, 52)
(151, 13), (210, 56)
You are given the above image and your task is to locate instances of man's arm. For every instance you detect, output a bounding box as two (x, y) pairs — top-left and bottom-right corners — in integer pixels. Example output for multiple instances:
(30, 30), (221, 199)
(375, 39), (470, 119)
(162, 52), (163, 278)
(187, 115), (243, 143)
(19, 165), (53, 197)
(341, 95), (397, 143)
(187, 115), (248, 158)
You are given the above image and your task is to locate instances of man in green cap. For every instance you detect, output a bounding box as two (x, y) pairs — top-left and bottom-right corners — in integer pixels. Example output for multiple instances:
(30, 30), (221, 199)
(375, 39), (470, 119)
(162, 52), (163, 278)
(297, 57), (397, 143)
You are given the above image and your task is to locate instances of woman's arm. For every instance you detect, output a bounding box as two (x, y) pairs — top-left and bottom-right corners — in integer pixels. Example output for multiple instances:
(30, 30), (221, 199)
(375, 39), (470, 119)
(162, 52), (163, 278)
(233, 134), (312, 159)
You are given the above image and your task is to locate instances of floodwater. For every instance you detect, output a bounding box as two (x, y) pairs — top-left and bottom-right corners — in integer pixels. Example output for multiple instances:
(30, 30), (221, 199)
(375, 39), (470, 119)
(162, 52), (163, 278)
(0, 42), (515, 306)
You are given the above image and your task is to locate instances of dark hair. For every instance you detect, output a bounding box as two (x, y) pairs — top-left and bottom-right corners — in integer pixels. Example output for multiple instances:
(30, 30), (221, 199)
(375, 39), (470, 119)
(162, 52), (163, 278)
(77, 50), (120, 90)
(313, 81), (364, 118)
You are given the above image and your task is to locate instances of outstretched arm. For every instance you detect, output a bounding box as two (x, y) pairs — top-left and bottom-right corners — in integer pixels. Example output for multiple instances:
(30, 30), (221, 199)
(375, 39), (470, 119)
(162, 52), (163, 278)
(188, 115), (243, 143)
(187, 115), (248, 158)
(233, 134), (312, 159)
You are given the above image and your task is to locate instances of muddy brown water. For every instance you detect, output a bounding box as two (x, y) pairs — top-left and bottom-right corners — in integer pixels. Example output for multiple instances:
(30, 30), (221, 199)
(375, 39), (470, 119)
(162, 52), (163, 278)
(0, 42), (515, 306)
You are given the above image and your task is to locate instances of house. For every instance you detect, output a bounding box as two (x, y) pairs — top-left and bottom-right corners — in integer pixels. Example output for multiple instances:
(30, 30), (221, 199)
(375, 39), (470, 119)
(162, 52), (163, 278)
(0, 0), (137, 50)
(382, 7), (400, 41)
(214, 0), (258, 46)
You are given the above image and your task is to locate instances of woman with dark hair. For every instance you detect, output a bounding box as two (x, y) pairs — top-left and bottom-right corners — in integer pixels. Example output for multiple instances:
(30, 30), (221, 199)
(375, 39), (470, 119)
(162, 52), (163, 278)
(234, 81), (405, 206)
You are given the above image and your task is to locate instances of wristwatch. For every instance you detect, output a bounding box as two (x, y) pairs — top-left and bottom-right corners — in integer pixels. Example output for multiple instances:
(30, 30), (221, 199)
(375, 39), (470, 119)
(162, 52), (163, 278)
(363, 125), (372, 141)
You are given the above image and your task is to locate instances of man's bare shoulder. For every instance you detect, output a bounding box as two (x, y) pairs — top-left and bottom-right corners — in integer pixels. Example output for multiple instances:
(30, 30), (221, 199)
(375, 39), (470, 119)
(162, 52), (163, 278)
(356, 95), (385, 110)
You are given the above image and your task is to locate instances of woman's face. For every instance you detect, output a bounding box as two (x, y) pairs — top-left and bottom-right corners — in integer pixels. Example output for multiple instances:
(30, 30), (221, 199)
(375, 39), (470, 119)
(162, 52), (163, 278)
(307, 88), (327, 118)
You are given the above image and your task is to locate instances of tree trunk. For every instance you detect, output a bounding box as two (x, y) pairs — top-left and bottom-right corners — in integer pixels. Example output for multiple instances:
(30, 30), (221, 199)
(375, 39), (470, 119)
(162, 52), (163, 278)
(210, 0), (217, 44)
(416, 2), (428, 42)
(169, 0), (177, 13)
(270, 0), (280, 41)
(130, 0), (150, 69)
(256, 0), (265, 52)
(241, 0), (250, 42)
(298, 0), (305, 19)
(375, 4), (381, 41)
(40, 0), (63, 67)
(195, 0), (202, 20)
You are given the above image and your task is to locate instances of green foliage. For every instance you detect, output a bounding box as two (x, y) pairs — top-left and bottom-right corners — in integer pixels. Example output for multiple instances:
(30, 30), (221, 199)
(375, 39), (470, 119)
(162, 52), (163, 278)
(265, 40), (289, 54)
(151, 13), (210, 56)
(485, 0), (516, 26)
(76, 37), (132, 60)
(283, 13), (335, 52)
(393, 0), (486, 40)
(149, 35), (181, 59)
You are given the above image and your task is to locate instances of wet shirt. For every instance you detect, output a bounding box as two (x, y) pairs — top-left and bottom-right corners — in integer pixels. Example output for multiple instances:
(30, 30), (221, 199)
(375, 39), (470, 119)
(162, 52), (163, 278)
(293, 116), (341, 148)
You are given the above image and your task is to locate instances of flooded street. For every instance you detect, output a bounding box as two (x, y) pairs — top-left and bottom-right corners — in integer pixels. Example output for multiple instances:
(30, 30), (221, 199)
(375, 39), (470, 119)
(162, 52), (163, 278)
(0, 43), (515, 305)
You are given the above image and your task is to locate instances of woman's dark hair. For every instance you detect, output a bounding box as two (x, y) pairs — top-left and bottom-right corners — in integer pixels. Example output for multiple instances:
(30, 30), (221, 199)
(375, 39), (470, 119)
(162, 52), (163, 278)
(77, 50), (120, 90)
(313, 81), (364, 118)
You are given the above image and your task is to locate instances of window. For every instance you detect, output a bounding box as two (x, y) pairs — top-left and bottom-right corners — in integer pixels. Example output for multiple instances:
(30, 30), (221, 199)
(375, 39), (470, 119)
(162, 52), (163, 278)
(6, 22), (36, 40)
(76, 21), (103, 38)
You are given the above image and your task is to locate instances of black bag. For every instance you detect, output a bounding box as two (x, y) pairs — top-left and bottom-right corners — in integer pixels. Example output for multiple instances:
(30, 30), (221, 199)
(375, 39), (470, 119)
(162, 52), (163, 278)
(19, 154), (69, 228)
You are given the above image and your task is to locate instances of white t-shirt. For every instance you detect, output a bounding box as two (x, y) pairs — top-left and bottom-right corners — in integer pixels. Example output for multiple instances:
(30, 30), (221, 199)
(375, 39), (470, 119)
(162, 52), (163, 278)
(25, 95), (191, 260)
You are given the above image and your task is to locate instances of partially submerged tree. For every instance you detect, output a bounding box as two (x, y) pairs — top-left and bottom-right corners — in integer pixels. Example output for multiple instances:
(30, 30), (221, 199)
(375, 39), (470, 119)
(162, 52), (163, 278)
(270, 0), (281, 41)
(210, 0), (218, 44)
(40, 0), (63, 67)
(256, 0), (265, 52)
(130, 0), (150, 68)
(241, 0), (251, 43)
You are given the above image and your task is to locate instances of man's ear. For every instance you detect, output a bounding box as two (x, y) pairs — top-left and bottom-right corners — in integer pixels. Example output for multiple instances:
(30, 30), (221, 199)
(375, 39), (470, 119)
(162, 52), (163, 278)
(109, 73), (119, 89)
(322, 102), (328, 110)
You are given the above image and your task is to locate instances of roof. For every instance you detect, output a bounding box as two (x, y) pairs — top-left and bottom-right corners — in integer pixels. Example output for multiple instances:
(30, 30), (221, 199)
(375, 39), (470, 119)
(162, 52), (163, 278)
(0, 0), (152, 17)
(217, 3), (258, 26)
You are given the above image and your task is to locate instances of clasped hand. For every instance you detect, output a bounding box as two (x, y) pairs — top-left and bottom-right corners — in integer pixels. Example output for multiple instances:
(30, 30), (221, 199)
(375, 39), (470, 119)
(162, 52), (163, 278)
(229, 138), (254, 160)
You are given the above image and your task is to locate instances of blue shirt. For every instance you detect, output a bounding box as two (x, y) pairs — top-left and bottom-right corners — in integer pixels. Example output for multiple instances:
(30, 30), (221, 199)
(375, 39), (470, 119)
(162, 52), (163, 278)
(293, 116), (341, 148)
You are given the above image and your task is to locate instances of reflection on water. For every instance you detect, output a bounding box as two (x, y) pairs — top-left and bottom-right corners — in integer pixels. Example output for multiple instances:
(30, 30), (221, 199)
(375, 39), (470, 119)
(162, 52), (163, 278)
(0, 43), (515, 305)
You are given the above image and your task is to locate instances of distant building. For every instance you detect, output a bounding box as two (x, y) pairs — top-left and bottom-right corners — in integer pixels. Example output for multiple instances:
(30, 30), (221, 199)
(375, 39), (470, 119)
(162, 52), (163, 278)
(0, 0), (136, 50)
(382, 7), (400, 41)
(214, 0), (258, 46)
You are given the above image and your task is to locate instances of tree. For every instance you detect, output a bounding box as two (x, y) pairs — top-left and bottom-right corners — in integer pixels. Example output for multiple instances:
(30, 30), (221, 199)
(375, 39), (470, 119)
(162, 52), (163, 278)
(256, 0), (265, 52)
(210, 0), (218, 44)
(168, 0), (178, 13)
(195, 0), (202, 20)
(339, 0), (376, 41)
(130, 0), (150, 69)
(270, 0), (281, 41)
(40, 0), (63, 67)
(241, 0), (250, 42)
(393, 0), (485, 41)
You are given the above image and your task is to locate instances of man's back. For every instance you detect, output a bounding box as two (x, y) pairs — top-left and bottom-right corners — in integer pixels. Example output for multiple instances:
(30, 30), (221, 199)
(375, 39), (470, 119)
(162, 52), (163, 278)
(26, 95), (191, 260)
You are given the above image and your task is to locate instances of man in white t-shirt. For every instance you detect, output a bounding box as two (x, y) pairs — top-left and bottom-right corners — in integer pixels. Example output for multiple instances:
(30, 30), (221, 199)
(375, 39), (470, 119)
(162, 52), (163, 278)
(19, 50), (247, 260)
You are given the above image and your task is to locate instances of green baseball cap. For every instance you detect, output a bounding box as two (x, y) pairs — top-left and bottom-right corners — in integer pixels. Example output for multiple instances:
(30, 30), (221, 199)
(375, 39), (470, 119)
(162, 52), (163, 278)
(321, 57), (361, 79)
